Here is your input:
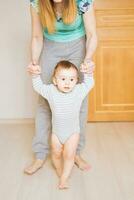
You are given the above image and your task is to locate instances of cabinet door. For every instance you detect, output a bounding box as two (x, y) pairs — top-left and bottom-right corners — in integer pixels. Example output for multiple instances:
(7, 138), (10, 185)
(88, 0), (134, 121)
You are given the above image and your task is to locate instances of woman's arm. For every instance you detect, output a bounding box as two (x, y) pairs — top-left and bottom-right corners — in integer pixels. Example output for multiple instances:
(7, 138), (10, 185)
(30, 5), (43, 65)
(83, 4), (98, 62)
(78, 62), (94, 98)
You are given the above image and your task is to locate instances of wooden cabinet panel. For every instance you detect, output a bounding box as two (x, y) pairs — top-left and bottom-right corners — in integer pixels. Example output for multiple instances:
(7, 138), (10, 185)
(88, 0), (134, 121)
(96, 10), (134, 28)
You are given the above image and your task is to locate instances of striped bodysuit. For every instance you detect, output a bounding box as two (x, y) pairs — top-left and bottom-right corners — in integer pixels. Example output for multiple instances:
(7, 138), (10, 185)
(32, 74), (94, 144)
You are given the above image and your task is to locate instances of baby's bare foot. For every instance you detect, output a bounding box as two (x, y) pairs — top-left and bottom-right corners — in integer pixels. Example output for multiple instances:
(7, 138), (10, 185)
(24, 159), (45, 175)
(75, 155), (91, 171)
(59, 178), (69, 190)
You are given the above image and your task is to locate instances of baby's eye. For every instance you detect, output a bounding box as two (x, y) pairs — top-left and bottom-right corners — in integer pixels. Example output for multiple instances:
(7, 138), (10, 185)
(71, 79), (74, 81)
(62, 78), (65, 81)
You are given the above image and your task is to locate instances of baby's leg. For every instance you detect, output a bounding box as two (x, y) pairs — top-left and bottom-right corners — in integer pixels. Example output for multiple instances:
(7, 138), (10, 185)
(51, 134), (63, 177)
(59, 134), (79, 189)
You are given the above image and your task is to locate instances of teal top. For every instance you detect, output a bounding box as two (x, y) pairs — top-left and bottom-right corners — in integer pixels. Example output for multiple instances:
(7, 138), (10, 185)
(30, 0), (94, 42)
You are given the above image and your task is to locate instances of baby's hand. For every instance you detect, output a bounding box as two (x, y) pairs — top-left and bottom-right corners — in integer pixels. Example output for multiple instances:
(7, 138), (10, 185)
(27, 63), (41, 75)
(80, 60), (95, 76)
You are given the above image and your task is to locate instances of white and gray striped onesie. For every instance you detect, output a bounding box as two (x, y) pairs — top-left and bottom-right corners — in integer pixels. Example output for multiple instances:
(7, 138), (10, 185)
(32, 74), (94, 144)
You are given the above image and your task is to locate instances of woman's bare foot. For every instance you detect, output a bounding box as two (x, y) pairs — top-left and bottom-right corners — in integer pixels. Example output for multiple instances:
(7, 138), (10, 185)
(75, 155), (91, 171)
(59, 178), (69, 190)
(24, 159), (45, 175)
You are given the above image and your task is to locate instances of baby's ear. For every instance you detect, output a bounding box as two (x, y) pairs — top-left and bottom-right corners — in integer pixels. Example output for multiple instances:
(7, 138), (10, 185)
(52, 77), (57, 85)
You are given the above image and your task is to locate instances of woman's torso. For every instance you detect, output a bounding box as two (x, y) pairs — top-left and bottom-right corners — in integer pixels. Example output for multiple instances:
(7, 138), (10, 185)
(30, 0), (93, 42)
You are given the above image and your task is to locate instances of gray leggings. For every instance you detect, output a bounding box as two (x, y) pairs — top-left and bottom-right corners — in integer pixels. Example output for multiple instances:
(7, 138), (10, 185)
(32, 36), (88, 159)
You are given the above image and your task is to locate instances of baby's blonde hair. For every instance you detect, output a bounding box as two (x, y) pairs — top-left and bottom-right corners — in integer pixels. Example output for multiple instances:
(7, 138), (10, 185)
(52, 60), (79, 81)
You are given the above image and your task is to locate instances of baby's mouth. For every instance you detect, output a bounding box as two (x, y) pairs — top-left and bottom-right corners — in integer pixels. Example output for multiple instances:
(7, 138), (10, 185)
(64, 87), (70, 90)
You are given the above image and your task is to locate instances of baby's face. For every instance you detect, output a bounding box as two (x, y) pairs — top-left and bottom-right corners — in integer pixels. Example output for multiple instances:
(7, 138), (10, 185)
(54, 68), (78, 93)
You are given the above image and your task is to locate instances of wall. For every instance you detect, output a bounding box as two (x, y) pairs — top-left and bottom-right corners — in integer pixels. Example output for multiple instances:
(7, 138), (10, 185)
(0, 1), (37, 119)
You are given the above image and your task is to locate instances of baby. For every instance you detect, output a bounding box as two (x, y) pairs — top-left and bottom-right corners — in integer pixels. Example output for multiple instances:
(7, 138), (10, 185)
(28, 60), (94, 189)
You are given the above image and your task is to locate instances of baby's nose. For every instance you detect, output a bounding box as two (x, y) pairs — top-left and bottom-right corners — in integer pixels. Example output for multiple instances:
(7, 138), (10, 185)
(65, 80), (70, 85)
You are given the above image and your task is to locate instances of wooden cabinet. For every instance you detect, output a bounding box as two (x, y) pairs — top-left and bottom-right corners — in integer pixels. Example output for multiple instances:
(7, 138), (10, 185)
(88, 0), (134, 121)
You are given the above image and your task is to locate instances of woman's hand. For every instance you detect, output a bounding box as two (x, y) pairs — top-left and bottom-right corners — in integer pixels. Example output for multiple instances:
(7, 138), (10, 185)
(80, 60), (95, 76)
(27, 62), (41, 75)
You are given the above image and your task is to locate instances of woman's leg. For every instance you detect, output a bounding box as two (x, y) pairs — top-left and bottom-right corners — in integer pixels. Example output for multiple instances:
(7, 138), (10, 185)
(51, 134), (63, 177)
(24, 40), (59, 174)
(24, 96), (52, 175)
(59, 134), (79, 189)
(32, 96), (52, 159)
(67, 37), (91, 170)
(75, 97), (91, 171)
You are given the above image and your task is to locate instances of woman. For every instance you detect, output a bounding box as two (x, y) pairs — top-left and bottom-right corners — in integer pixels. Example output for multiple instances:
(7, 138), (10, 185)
(24, 0), (97, 175)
